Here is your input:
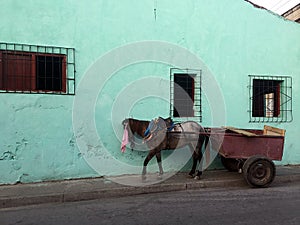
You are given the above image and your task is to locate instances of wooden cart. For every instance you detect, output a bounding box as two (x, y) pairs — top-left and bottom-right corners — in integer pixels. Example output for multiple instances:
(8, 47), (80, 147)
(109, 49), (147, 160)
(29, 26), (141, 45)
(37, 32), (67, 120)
(208, 125), (286, 187)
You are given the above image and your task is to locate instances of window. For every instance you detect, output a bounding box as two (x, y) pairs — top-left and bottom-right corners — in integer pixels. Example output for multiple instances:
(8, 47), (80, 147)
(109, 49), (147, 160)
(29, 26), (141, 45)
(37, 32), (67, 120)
(173, 73), (194, 117)
(0, 42), (75, 95)
(249, 75), (292, 123)
(0, 51), (33, 91)
(170, 68), (202, 122)
(36, 55), (66, 92)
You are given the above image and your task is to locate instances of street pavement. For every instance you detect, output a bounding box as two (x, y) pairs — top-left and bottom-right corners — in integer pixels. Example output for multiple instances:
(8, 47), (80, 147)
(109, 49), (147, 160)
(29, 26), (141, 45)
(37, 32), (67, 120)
(0, 165), (300, 209)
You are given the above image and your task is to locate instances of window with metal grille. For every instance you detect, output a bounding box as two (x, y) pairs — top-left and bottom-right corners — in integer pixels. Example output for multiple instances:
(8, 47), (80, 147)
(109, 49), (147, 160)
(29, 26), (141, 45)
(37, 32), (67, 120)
(248, 75), (292, 123)
(0, 42), (75, 95)
(170, 68), (202, 123)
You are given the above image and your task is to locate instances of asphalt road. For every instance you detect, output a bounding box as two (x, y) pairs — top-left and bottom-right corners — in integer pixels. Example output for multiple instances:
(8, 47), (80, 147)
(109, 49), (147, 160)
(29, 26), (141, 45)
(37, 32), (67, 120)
(1, 181), (299, 225)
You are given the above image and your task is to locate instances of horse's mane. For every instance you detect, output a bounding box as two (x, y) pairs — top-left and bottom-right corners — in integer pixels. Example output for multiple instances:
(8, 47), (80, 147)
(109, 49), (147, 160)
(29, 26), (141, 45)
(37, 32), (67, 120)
(122, 118), (150, 138)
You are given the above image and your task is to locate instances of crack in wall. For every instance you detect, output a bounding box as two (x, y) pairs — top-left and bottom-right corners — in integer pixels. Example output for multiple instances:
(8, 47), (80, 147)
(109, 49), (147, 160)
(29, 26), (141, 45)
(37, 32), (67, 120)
(0, 151), (16, 160)
(0, 138), (28, 161)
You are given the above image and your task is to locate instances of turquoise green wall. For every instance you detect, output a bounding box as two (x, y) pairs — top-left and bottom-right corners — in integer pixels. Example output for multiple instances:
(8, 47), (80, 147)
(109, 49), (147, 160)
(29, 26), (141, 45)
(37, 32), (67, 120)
(0, 0), (299, 184)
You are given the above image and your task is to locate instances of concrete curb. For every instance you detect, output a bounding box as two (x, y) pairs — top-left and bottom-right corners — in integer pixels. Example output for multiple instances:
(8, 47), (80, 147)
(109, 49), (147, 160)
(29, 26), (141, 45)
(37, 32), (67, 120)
(1, 168), (300, 209)
(0, 178), (244, 209)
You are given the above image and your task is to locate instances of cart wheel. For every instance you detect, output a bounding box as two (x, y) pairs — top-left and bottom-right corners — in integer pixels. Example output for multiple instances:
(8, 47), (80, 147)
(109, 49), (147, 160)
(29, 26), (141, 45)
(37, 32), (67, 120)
(242, 155), (276, 188)
(221, 156), (239, 172)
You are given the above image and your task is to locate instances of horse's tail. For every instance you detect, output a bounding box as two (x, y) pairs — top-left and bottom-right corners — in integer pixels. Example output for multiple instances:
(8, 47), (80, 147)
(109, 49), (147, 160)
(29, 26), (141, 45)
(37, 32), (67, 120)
(197, 127), (210, 149)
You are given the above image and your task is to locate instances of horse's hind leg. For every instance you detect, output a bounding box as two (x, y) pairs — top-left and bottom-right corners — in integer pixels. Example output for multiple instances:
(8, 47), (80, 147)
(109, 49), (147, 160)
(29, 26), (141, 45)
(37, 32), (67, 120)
(189, 151), (198, 177)
(195, 136), (210, 179)
(194, 138), (205, 180)
(194, 151), (203, 180)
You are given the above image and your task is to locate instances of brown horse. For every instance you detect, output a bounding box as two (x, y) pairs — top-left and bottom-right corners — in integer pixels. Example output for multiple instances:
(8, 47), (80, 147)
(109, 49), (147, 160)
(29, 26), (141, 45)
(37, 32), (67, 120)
(122, 118), (209, 180)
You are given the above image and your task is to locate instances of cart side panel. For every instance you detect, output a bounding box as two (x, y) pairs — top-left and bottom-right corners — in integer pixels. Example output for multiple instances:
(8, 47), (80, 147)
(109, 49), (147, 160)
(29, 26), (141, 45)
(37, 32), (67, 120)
(217, 134), (284, 161)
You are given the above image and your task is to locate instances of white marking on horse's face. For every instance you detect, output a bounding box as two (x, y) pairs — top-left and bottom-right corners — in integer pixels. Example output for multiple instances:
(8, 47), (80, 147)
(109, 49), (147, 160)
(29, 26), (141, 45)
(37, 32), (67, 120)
(122, 120), (129, 129)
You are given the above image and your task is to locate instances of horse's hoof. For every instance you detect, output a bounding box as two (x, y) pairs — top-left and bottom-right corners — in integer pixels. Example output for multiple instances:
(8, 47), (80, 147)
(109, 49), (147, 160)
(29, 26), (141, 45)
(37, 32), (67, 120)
(194, 176), (200, 180)
(188, 172), (195, 177)
(142, 175), (147, 181)
(157, 174), (163, 180)
(188, 174), (194, 179)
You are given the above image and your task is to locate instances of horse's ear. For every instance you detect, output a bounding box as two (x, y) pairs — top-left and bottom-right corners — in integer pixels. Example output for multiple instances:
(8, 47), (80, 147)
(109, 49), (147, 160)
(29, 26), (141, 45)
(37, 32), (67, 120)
(122, 118), (128, 126)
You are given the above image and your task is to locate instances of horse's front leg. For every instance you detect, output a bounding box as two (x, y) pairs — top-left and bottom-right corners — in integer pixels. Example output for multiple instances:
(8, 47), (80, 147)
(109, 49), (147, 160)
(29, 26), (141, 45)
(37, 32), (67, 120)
(142, 149), (156, 180)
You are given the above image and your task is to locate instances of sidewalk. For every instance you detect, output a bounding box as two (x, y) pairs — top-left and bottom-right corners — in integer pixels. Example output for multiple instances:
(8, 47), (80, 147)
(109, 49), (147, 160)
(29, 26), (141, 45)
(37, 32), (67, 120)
(1, 165), (300, 209)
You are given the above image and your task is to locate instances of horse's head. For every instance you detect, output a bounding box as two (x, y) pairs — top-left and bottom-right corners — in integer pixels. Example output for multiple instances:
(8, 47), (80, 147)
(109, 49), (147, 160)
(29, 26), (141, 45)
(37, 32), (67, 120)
(122, 118), (129, 128)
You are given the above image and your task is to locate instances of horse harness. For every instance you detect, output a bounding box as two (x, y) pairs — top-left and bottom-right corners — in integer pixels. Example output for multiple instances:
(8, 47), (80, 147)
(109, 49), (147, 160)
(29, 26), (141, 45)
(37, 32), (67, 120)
(144, 117), (184, 149)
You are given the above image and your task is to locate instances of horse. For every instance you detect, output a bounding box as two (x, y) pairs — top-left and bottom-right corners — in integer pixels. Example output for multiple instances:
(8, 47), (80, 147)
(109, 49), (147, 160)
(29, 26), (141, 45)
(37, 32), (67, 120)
(122, 118), (209, 180)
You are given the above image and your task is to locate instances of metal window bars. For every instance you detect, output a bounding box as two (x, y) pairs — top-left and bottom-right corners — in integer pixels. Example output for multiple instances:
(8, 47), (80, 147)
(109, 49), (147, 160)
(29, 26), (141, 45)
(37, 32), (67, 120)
(0, 42), (75, 95)
(248, 75), (292, 123)
(170, 68), (202, 123)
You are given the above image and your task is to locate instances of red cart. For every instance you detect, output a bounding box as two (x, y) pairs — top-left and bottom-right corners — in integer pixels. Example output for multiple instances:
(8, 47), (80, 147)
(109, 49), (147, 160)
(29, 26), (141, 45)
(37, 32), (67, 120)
(207, 125), (286, 188)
